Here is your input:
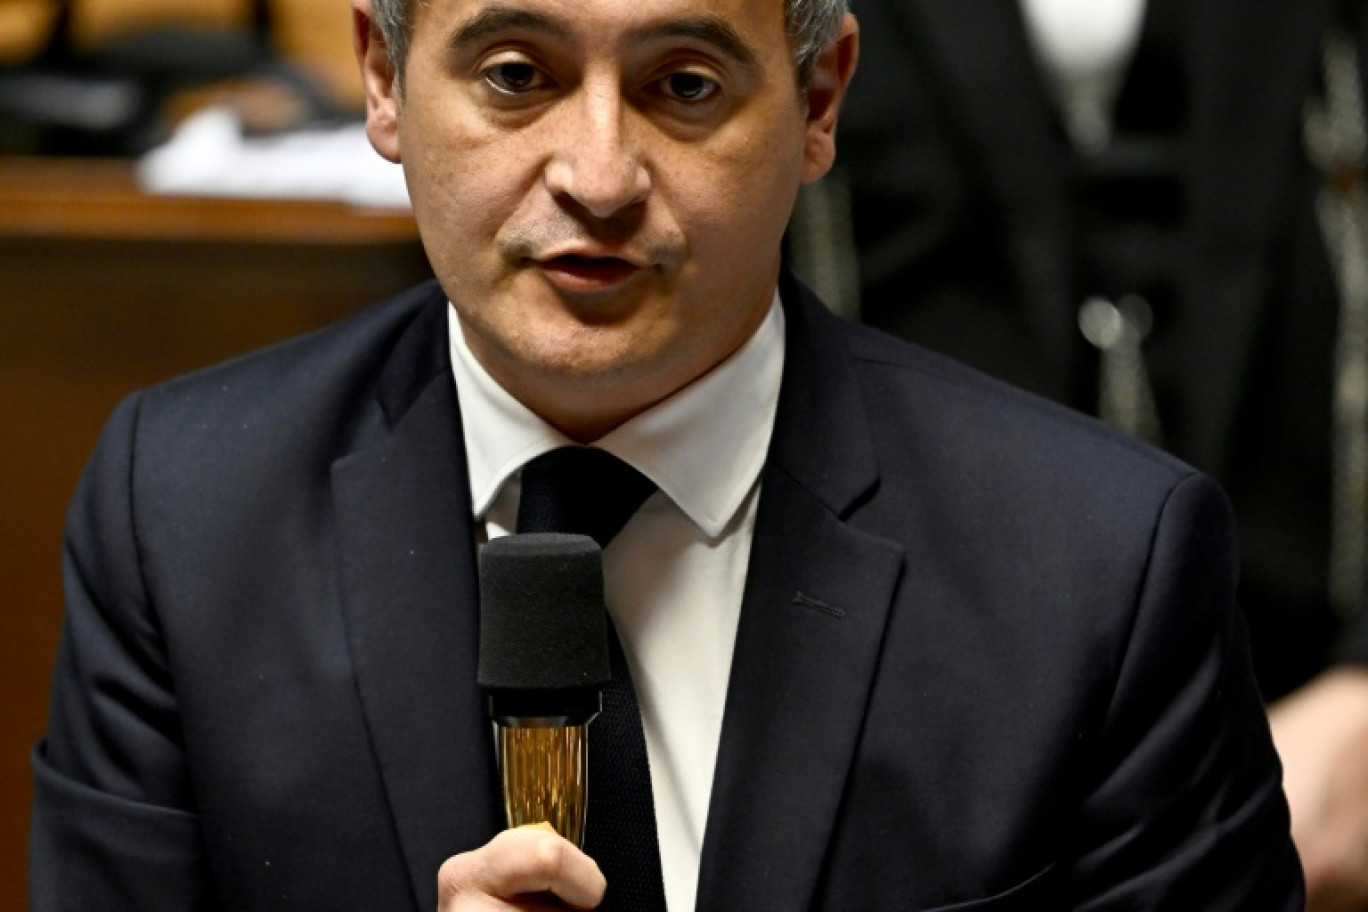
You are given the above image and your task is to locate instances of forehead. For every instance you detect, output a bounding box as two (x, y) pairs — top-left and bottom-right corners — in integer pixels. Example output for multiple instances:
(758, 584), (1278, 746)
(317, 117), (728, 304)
(410, 0), (792, 59)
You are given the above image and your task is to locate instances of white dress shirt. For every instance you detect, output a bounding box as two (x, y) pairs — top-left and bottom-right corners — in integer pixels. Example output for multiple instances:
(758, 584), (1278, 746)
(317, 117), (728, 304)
(449, 294), (786, 911)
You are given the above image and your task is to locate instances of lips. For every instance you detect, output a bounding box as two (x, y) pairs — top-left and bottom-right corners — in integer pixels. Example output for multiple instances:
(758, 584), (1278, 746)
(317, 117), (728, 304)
(537, 254), (642, 292)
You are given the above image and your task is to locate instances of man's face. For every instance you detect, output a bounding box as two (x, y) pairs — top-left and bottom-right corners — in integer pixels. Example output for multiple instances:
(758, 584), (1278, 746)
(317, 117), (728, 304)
(356, 0), (855, 440)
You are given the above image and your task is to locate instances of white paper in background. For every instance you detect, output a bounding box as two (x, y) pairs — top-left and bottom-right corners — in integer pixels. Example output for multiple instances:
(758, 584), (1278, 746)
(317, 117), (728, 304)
(137, 106), (411, 210)
(1017, 0), (1149, 150)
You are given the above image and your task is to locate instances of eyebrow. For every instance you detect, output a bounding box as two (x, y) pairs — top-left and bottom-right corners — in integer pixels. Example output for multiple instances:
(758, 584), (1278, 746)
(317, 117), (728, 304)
(449, 7), (572, 50)
(637, 16), (760, 73)
(447, 7), (760, 74)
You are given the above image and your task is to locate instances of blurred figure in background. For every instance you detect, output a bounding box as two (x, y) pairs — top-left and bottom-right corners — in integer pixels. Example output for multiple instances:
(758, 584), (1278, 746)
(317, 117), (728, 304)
(789, 0), (1368, 908)
(0, 0), (359, 156)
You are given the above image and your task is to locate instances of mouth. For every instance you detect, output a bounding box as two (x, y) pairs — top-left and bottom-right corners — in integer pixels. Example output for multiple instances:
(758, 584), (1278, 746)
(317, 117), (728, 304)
(536, 254), (644, 292)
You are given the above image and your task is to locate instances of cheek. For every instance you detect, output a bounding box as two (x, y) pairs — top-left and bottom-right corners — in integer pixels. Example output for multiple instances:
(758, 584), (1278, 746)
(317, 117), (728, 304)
(401, 116), (527, 267)
(399, 83), (512, 196)
(405, 123), (488, 211)
(667, 137), (799, 267)
(691, 111), (805, 221)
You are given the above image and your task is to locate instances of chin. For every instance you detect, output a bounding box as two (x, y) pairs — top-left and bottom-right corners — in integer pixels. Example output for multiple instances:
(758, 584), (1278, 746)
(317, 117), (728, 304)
(527, 347), (659, 388)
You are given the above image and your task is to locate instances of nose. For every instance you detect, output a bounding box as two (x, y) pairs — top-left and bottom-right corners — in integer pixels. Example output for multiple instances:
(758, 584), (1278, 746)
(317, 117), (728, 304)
(543, 82), (651, 219)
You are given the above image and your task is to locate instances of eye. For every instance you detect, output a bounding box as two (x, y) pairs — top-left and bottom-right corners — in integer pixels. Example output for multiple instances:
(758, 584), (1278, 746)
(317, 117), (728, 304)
(660, 71), (720, 103)
(483, 61), (548, 95)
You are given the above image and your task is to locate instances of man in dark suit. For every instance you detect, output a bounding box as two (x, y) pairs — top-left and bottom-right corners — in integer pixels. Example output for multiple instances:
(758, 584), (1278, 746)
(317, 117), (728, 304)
(819, 0), (1368, 906)
(30, 0), (1302, 908)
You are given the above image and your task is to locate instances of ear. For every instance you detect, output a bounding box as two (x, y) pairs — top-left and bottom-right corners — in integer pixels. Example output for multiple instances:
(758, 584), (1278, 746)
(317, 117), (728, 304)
(353, 0), (402, 163)
(801, 13), (859, 184)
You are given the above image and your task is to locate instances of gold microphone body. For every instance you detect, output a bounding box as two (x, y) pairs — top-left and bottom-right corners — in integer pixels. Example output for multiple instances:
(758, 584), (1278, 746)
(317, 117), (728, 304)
(497, 722), (592, 846)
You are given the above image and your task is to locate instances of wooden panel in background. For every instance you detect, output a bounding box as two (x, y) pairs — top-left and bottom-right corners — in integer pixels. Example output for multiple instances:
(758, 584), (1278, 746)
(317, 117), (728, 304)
(72, 0), (251, 49)
(0, 0), (60, 62)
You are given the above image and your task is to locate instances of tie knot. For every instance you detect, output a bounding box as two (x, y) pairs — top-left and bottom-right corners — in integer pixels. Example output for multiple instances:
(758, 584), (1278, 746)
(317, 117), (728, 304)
(517, 447), (657, 548)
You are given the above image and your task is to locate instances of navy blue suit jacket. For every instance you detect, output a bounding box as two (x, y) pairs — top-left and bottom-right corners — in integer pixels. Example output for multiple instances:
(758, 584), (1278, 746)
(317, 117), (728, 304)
(31, 275), (1302, 909)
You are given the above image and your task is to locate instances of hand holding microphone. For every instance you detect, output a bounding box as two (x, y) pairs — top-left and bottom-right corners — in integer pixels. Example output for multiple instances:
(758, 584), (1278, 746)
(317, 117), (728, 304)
(435, 533), (612, 911)
(435, 825), (606, 911)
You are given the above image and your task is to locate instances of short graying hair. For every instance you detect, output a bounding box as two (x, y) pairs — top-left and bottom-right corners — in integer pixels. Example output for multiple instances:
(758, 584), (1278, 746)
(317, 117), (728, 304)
(368, 0), (847, 89)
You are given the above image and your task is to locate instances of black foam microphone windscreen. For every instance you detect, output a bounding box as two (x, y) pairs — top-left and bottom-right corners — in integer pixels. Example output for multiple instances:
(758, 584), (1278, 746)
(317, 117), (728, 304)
(478, 532), (610, 714)
(478, 533), (611, 845)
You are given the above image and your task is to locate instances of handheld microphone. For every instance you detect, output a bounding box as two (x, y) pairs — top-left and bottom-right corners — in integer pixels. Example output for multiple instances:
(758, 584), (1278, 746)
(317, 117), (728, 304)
(477, 533), (610, 846)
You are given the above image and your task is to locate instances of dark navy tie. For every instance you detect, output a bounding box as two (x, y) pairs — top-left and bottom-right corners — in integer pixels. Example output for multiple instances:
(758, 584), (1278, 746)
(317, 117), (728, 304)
(516, 447), (668, 912)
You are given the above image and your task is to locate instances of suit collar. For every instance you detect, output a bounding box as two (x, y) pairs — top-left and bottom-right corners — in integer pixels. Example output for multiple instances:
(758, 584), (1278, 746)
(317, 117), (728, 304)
(697, 277), (904, 911)
(374, 280), (452, 427)
(763, 272), (881, 516)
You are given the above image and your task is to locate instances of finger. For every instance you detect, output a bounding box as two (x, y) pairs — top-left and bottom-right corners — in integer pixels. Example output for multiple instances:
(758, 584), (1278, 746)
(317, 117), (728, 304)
(438, 827), (606, 910)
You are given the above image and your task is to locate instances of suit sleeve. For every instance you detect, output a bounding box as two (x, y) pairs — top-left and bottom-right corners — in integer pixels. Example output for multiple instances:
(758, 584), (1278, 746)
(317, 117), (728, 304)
(1067, 473), (1304, 910)
(29, 393), (221, 911)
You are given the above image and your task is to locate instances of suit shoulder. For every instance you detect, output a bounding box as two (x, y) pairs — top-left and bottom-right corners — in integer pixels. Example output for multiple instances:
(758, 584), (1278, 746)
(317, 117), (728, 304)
(128, 280), (445, 437)
(94, 280), (448, 504)
(151, 276), (443, 393)
(840, 317), (1192, 487)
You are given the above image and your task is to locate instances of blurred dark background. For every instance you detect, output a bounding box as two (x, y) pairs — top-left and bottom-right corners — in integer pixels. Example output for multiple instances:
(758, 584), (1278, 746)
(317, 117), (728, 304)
(0, 0), (364, 155)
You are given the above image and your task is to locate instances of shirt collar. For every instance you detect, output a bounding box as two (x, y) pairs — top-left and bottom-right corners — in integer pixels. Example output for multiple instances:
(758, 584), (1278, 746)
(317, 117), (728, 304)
(449, 293), (786, 539)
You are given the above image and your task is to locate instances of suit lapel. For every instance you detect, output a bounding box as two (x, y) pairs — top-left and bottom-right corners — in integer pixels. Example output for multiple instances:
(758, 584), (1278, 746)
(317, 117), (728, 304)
(696, 280), (904, 912)
(331, 293), (502, 911)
